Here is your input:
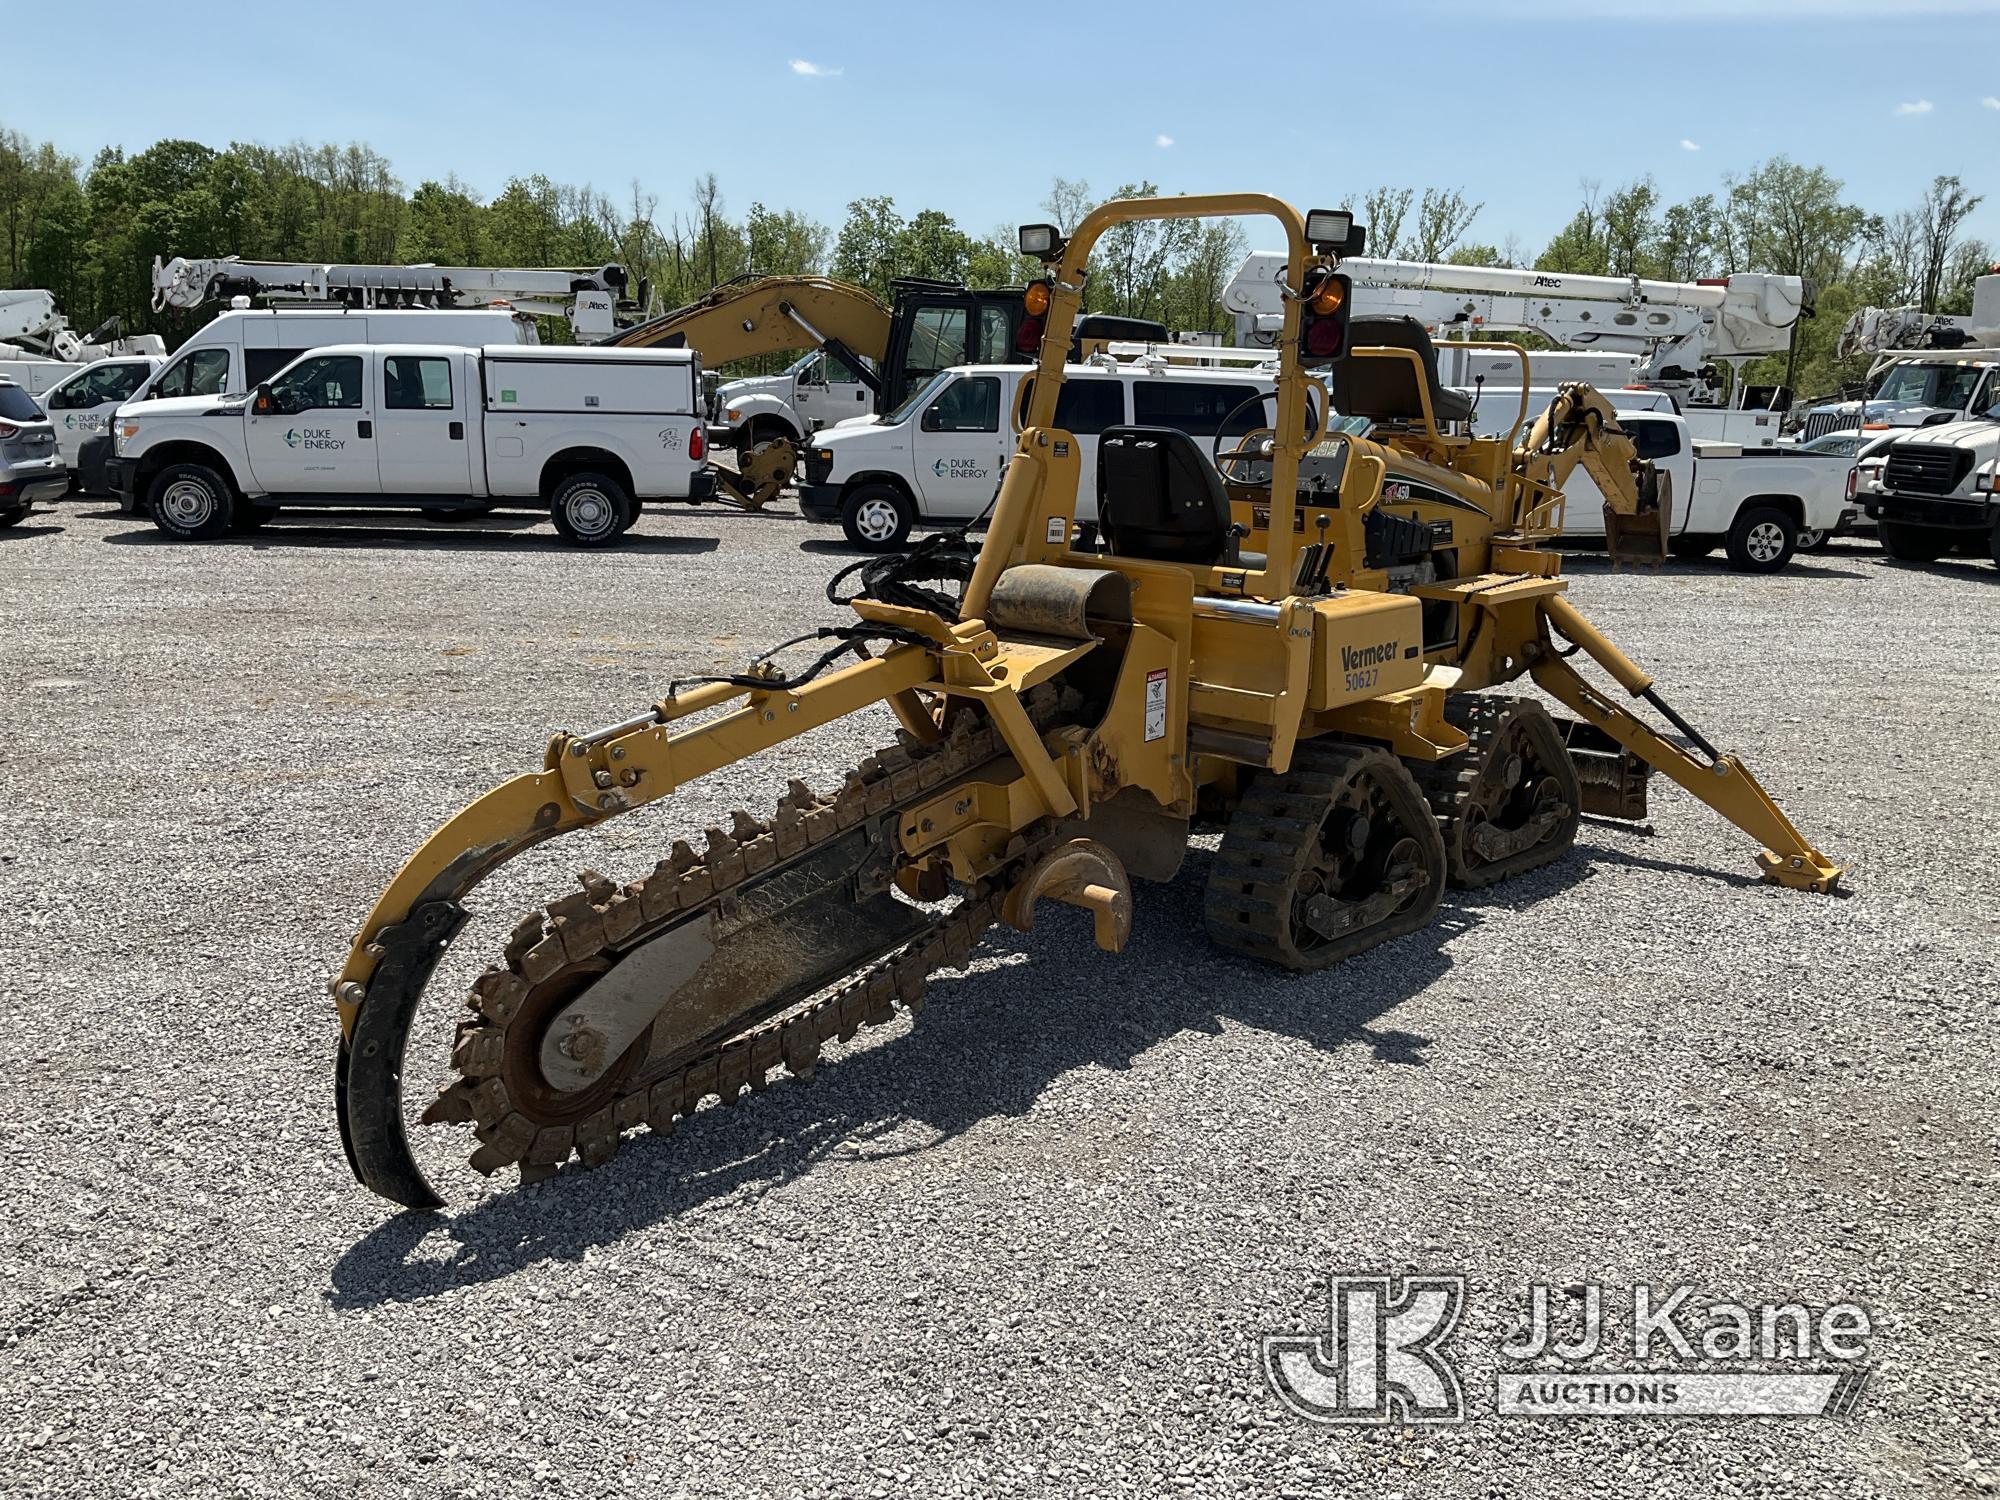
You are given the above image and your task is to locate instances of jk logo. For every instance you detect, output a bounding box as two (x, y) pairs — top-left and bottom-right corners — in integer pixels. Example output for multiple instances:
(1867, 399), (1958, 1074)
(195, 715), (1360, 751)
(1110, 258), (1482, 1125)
(1263, 1274), (1466, 1424)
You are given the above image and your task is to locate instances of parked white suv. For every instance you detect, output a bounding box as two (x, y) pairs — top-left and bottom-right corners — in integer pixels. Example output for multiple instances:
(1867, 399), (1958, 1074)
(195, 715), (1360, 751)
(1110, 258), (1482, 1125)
(800, 360), (1279, 549)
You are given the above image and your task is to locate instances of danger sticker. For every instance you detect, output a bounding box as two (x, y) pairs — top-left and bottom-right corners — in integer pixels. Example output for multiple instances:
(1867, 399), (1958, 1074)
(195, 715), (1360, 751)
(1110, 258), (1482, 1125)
(1144, 668), (1168, 742)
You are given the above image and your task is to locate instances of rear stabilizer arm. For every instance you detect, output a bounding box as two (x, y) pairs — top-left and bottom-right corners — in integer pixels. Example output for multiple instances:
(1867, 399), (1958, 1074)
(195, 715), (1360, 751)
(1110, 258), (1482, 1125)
(1528, 596), (1843, 893)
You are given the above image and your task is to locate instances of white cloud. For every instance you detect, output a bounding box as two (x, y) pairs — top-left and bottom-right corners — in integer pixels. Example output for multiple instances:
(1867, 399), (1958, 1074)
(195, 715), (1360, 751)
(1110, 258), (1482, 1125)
(789, 58), (841, 77)
(1155, 133), (1175, 148)
(1680, 138), (1701, 151)
(1984, 96), (2000, 109)
(1894, 98), (1934, 115)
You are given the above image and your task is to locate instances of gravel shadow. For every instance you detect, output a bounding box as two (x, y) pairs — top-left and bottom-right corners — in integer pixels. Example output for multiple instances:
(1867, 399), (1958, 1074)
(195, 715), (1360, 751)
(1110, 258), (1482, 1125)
(0, 523), (64, 541)
(326, 845), (1573, 1308)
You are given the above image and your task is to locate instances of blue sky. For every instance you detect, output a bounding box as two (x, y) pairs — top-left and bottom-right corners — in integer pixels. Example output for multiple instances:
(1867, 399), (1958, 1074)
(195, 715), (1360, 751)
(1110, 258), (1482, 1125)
(7, 0), (1999, 258)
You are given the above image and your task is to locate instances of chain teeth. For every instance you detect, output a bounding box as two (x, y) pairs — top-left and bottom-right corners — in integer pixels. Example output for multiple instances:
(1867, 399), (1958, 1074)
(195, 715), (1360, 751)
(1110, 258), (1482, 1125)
(417, 695), (1068, 1191)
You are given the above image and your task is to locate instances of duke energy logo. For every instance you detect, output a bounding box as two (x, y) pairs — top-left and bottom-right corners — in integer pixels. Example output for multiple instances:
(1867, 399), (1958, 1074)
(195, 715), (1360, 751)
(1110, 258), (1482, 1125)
(285, 428), (345, 451)
(933, 457), (987, 480)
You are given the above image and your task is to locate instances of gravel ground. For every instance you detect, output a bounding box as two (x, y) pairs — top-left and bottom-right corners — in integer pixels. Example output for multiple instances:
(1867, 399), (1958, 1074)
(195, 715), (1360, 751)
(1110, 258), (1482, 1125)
(1, 498), (1995, 1499)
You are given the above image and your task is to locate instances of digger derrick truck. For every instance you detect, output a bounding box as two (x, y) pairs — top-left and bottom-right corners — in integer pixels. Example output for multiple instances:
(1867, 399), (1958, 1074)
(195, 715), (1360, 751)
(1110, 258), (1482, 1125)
(330, 195), (1842, 1211)
(603, 275), (1169, 508)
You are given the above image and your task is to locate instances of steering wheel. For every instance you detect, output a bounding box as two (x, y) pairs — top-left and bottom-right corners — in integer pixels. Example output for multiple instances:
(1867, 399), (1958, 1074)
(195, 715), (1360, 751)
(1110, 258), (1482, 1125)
(1210, 389), (1322, 482)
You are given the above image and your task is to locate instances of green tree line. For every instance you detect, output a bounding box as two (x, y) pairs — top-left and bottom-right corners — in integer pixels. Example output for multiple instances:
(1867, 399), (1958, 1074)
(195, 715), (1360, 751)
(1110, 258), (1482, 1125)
(1, 126), (1988, 400)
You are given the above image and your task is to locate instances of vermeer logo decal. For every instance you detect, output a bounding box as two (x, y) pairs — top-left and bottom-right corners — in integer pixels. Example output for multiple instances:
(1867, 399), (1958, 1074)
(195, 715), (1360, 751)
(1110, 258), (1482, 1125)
(1340, 641), (1399, 672)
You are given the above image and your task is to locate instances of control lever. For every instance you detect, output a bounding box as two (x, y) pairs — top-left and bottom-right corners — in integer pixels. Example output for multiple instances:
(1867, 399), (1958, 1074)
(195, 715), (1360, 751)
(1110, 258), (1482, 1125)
(1310, 512), (1334, 594)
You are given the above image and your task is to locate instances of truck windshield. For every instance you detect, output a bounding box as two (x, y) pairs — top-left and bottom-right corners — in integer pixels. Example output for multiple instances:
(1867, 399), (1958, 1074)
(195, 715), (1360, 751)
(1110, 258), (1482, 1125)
(883, 369), (950, 427)
(1869, 362), (1987, 409)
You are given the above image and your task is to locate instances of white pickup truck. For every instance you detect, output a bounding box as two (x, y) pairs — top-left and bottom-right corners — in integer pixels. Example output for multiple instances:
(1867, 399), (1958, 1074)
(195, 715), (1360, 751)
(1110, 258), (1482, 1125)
(1472, 388), (1857, 571)
(108, 342), (715, 546)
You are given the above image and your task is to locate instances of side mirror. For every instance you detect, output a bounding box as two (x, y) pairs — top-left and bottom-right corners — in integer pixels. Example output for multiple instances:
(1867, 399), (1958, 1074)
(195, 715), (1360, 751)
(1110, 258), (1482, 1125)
(253, 383), (274, 416)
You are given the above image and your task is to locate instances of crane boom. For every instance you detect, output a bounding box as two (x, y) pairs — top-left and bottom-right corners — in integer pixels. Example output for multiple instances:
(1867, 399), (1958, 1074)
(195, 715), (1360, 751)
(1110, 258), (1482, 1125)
(150, 256), (638, 338)
(1225, 252), (1809, 407)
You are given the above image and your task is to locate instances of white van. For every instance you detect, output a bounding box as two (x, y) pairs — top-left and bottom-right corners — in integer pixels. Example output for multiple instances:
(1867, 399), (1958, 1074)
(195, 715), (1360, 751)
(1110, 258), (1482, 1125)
(109, 306), (537, 512)
(35, 355), (165, 482)
(134, 305), (537, 405)
(799, 360), (1279, 548)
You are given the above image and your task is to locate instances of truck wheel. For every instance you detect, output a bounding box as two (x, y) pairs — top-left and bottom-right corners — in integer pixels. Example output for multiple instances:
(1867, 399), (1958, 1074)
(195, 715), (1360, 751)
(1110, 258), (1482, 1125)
(231, 503), (278, 533)
(1668, 535), (1715, 560)
(1795, 527), (1826, 551)
(1723, 505), (1796, 573)
(0, 505), (27, 529)
(549, 472), (634, 548)
(1878, 519), (1952, 563)
(149, 463), (234, 541)
(840, 484), (914, 551)
(1990, 523), (2000, 570)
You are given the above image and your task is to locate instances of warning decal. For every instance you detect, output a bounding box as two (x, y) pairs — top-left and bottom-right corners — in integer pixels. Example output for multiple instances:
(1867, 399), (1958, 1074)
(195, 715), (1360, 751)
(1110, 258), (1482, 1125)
(1144, 668), (1168, 741)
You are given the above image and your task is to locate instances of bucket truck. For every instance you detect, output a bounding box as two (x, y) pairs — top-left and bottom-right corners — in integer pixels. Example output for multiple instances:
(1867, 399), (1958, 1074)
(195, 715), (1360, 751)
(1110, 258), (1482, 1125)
(1798, 273), (2000, 441)
(0, 289), (167, 395)
(1223, 254), (1810, 447)
(150, 256), (645, 341)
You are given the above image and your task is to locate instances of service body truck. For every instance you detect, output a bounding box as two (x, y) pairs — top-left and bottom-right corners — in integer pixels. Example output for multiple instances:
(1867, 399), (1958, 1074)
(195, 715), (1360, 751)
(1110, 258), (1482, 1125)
(91, 306), (538, 512)
(109, 342), (714, 546)
(1856, 412), (2000, 567)
(1465, 386), (1856, 571)
(799, 361), (1279, 549)
(36, 355), (165, 487)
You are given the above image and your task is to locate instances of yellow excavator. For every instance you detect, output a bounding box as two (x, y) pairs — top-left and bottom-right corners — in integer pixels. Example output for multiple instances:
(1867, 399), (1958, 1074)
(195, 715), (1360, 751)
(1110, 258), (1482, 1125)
(604, 275), (1170, 508)
(331, 194), (1841, 1210)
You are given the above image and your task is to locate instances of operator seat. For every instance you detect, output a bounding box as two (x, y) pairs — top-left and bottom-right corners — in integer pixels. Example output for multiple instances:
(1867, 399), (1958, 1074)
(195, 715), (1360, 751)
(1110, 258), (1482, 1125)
(1331, 315), (1476, 427)
(1096, 426), (1239, 565)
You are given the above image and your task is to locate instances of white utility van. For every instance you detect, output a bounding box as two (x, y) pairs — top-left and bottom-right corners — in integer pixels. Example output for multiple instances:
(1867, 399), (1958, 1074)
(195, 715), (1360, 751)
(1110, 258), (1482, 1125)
(132, 305), (537, 406)
(35, 355), (165, 482)
(108, 342), (714, 546)
(799, 360), (1279, 548)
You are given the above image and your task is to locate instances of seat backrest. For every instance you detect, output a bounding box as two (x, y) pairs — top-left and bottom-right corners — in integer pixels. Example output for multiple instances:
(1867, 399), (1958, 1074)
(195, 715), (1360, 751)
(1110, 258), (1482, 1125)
(1330, 315), (1476, 427)
(1095, 425), (1232, 564)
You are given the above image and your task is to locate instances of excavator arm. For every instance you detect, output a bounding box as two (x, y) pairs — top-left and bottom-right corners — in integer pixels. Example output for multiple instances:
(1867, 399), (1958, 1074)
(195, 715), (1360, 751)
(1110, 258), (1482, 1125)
(605, 276), (898, 508)
(1516, 382), (1671, 568)
(607, 275), (895, 369)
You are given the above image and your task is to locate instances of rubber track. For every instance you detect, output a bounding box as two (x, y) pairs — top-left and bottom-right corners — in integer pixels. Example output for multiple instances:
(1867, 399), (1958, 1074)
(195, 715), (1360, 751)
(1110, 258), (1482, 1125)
(1406, 695), (1580, 891)
(1203, 739), (1446, 972)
